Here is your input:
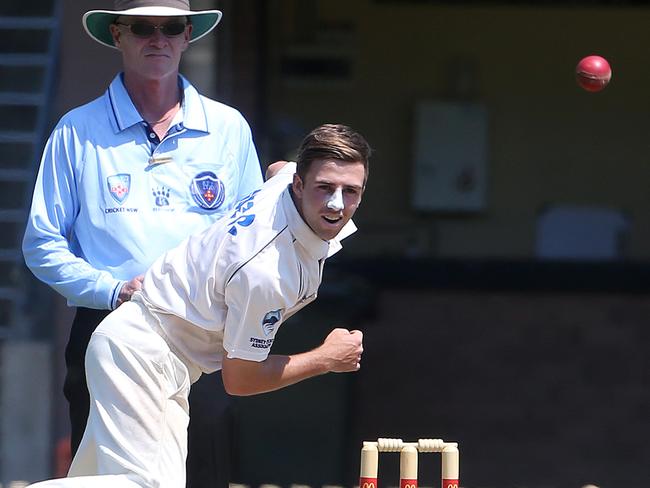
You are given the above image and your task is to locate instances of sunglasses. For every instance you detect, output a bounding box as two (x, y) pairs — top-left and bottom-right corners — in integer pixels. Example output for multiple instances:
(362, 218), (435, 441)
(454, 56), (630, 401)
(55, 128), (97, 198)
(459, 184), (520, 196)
(115, 21), (188, 38)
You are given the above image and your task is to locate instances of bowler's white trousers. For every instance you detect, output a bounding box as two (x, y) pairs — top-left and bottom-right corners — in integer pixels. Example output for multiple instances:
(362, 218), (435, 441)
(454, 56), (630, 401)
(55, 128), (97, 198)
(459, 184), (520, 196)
(28, 297), (202, 488)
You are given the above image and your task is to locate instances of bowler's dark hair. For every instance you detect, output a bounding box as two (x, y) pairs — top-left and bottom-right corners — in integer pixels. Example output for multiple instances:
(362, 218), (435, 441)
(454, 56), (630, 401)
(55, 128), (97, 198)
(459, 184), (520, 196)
(296, 124), (371, 184)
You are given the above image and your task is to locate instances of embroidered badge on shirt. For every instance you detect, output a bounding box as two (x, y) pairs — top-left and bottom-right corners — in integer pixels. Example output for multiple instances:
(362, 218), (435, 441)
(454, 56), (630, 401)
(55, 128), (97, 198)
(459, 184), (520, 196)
(261, 309), (282, 336)
(107, 174), (131, 204)
(190, 171), (225, 210)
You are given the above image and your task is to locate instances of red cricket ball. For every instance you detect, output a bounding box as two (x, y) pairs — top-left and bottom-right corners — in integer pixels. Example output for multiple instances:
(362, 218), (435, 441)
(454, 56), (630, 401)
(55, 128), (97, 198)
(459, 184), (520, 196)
(575, 55), (612, 92)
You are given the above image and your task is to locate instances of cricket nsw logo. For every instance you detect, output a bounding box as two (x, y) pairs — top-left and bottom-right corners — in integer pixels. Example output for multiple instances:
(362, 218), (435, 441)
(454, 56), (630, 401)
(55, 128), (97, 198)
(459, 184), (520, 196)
(190, 171), (225, 210)
(107, 174), (131, 204)
(261, 309), (282, 336)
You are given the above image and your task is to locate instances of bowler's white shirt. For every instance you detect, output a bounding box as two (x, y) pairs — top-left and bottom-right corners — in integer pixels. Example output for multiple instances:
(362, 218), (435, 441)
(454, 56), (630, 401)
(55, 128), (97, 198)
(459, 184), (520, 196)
(140, 165), (357, 372)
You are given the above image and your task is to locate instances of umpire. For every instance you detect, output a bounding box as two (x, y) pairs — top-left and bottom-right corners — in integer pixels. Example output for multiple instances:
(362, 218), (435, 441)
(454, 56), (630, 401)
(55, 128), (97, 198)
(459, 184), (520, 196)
(22, 1), (264, 487)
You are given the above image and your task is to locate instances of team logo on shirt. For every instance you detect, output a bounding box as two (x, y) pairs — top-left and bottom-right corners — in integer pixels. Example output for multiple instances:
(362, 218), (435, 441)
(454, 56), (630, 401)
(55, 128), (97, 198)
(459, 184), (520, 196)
(190, 171), (225, 210)
(152, 186), (171, 207)
(261, 309), (282, 336)
(107, 174), (131, 204)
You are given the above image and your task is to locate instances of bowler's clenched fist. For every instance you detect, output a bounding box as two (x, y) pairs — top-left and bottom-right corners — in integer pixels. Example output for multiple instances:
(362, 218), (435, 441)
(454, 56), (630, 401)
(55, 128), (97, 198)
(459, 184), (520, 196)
(319, 328), (364, 373)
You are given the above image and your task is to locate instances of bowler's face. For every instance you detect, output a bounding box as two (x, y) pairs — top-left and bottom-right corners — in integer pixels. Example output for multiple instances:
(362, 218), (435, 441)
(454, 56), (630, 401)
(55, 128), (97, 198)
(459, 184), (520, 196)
(292, 159), (366, 241)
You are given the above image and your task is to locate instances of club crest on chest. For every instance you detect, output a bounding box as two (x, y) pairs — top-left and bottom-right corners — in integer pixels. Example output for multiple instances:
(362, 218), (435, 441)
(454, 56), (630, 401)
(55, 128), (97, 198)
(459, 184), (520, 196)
(190, 171), (225, 210)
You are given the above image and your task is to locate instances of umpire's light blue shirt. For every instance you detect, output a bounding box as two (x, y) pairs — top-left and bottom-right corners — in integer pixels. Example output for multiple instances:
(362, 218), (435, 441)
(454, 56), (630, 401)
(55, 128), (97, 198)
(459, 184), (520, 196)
(23, 74), (263, 310)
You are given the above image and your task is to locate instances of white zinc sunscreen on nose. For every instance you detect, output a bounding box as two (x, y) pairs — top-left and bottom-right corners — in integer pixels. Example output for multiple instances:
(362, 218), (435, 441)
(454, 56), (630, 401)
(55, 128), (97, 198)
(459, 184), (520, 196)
(326, 188), (344, 211)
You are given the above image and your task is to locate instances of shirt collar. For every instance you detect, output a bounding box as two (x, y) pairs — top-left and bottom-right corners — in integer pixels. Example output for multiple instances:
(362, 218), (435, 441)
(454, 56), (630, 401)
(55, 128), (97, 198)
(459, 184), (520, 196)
(280, 186), (357, 261)
(105, 74), (208, 134)
(177, 75), (208, 132)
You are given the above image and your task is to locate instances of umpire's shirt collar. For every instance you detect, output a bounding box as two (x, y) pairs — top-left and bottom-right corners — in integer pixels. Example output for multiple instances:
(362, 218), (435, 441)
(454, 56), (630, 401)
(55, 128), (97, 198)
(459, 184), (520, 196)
(106, 73), (209, 134)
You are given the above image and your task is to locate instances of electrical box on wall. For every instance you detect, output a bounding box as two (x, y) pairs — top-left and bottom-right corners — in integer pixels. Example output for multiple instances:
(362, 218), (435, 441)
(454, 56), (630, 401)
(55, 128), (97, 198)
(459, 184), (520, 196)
(412, 101), (488, 213)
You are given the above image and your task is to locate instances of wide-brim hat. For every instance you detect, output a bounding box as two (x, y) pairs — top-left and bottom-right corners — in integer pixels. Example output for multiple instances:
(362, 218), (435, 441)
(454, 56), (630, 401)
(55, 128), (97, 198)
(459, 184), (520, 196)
(82, 0), (222, 49)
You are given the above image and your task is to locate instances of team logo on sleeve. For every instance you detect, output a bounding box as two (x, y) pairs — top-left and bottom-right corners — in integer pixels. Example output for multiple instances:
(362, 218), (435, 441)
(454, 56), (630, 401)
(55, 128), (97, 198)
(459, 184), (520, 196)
(261, 309), (282, 336)
(249, 310), (283, 349)
(107, 174), (131, 204)
(190, 171), (225, 210)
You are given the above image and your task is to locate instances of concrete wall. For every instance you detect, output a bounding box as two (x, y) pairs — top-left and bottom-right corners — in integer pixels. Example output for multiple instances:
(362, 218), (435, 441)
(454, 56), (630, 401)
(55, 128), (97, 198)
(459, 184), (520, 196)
(1, 343), (51, 484)
(264, 1), (650, 260)
(56, 2), (122, 118)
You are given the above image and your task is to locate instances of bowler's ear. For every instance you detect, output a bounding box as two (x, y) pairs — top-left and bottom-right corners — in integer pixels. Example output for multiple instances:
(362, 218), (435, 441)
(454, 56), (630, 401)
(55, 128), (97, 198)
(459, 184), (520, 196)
(291, 172), (304, 197)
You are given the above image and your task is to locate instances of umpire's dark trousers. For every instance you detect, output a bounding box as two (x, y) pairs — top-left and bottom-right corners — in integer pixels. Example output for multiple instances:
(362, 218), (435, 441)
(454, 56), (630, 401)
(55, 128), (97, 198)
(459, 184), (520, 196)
(63, 307), (234, 488)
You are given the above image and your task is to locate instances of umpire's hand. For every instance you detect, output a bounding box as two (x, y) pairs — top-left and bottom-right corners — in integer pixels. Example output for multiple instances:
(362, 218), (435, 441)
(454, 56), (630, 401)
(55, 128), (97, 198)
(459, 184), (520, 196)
(116, 274), (144, 307)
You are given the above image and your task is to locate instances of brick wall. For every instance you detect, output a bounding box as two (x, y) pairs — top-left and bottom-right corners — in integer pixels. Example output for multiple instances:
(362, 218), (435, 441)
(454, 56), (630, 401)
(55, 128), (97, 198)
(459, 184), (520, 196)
(346, 290), (650, 488)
